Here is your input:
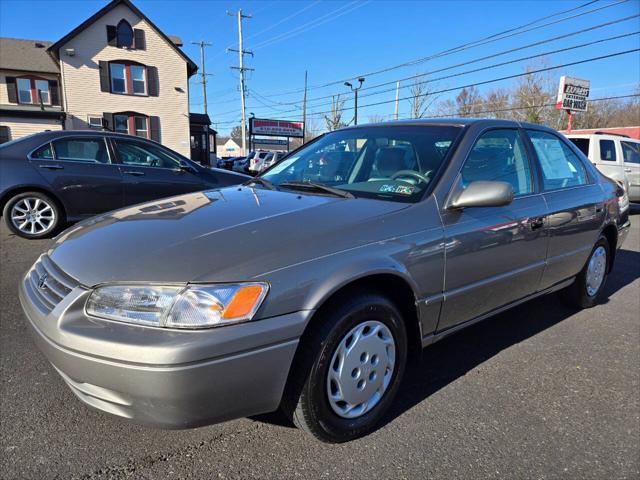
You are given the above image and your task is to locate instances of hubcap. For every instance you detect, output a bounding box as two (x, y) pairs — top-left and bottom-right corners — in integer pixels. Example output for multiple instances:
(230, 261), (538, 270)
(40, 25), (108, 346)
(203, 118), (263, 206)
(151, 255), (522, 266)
(326, 320), (396, 419)
(10, 197), (55, 235)
(586, 245), (607, 297)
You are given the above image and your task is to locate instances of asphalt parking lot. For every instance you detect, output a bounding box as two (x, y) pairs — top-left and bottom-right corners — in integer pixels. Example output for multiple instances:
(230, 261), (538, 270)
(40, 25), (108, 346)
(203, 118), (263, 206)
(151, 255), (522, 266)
(1, 210), (639, 480)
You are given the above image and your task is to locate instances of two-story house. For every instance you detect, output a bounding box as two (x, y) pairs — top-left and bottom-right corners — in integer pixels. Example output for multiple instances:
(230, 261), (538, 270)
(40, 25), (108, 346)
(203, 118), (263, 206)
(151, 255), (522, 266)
(0, 38), (65, 143)
(0, 0), (198, 158)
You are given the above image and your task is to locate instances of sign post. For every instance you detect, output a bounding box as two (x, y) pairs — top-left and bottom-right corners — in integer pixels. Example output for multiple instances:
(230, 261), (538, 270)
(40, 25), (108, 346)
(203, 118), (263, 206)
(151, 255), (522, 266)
(556, 76), (590, 133)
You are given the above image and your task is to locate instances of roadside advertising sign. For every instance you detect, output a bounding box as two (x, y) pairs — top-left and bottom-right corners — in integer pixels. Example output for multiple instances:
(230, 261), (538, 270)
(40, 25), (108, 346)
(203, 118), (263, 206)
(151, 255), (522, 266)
(249, 118), (305, 138)
(556, 76), (590, 112)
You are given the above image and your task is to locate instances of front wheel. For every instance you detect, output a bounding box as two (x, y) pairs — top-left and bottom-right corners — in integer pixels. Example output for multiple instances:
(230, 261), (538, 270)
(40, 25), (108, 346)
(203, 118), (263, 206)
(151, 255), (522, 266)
(561, 235), (610, 308)
(283, 293), (407, 443)
(3, 192), (62, 239)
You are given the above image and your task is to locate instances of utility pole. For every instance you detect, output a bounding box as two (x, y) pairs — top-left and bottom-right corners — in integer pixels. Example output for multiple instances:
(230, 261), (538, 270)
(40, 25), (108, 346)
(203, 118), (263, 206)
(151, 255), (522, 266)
(227, 9), (253, 156)
(190, 41), (214, 115)
(394, 81), (400, 120)
(344, 77), (364, 125)
(302, 71), (307, 141)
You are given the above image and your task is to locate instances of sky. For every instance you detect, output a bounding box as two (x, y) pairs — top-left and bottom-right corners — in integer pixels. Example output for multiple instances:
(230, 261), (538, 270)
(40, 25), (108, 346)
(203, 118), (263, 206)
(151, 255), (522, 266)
(1, 0), (639, 135)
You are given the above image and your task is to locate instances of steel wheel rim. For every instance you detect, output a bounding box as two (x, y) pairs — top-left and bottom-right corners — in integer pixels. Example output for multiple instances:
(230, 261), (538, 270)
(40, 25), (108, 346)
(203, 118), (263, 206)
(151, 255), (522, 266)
(326, 320), (396, 419)
(586, 246), (606, 297)
(10, 197), (55, 235)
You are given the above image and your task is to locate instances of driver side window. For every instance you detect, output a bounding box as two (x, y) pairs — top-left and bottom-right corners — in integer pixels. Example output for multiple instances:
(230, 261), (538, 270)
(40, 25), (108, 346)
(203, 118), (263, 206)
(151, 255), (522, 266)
(113, 139), (181, 169)
(462, 129), (533, 196)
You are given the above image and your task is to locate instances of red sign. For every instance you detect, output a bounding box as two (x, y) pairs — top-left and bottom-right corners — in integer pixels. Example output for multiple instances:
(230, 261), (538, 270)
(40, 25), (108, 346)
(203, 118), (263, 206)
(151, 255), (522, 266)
(250, 118), (304, 138)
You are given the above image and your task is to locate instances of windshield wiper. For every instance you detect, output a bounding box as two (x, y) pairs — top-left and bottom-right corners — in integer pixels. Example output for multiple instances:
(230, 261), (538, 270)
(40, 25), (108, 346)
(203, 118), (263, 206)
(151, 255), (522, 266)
(279, 181), (354, 199)
(243, 177), (278, 191)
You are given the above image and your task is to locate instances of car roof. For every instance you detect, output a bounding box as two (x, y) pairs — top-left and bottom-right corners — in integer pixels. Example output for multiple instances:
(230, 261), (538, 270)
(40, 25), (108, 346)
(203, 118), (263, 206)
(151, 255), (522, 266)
(337, 117), (553, 131)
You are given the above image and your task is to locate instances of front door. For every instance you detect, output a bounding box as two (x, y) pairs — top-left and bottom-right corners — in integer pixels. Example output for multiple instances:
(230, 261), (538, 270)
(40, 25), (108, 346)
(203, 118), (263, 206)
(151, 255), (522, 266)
(525, 129), (606, 289)
(29, 136), (124, 216)
(620, 140), (640, 202)
(111, 137), (209, 205)
(438, 128), (548, 331)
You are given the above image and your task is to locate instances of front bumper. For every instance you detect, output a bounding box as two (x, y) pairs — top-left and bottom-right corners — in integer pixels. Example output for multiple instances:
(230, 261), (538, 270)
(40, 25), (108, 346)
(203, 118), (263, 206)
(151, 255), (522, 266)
(19, 267), (309, 428)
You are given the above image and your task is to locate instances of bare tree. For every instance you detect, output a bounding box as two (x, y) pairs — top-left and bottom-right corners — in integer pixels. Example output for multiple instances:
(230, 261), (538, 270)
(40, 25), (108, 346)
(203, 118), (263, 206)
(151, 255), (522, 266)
(408, 76), (439, 118)
(455, 86), (482, 117)
(367, 114), (386, 123)
(512, 61), (556, 125)
(483, 89), (510, 119)
(324, 95), (347, 131)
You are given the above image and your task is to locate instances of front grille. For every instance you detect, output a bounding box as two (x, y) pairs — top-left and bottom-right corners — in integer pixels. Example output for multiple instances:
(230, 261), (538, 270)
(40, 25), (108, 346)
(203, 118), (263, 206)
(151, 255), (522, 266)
(25, 255), (78, 313)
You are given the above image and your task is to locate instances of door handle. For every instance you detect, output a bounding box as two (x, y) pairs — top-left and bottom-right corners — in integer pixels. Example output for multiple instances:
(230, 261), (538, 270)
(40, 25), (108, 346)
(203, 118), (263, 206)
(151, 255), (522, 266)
(39, 164), (64, 170)
(624, 168), (632, 173)
(528, 217), (545, 230)
(123, 170), (145, 176)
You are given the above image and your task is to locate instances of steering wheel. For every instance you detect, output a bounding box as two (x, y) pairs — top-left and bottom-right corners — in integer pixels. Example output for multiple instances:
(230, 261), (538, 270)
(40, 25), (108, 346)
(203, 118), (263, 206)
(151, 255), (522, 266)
(149, 157), (160, 167)
(391, 170), (431, 184)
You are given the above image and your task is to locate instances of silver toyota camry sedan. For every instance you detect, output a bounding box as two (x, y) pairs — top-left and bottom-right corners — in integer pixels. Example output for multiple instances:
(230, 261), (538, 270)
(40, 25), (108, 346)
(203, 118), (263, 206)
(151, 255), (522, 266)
(20, 119), (630, 443)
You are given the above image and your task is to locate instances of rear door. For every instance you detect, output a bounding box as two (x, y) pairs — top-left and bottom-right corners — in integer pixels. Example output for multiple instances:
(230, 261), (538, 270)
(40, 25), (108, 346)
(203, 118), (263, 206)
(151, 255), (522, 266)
(29, 136), (124, 216)
(111, 137), (210, 205)
(438, 128), (548, 331)
(525, 129), (605, 289)
(620, 140), (640, 201)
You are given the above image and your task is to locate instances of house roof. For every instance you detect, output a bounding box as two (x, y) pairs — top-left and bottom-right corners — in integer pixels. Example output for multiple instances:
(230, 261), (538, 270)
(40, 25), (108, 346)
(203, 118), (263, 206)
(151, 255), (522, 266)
(46, 0), (198, 77)
(189, 113), (211, 125)
(0, 38), (60, 74)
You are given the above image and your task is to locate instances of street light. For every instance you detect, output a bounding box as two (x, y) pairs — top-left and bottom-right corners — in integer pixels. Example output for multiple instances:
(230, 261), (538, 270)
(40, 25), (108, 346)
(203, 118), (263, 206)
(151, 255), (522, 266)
(344, 77), (365, 125)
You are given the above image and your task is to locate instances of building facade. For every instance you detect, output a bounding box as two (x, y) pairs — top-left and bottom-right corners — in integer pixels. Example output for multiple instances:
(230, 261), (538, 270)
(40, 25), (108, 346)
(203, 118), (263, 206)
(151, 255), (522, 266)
(0, 0), (197, 158)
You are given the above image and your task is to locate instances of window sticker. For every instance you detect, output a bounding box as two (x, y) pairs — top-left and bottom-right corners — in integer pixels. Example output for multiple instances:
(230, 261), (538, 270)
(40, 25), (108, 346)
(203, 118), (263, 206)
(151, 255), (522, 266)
(379, 184), (414, 195)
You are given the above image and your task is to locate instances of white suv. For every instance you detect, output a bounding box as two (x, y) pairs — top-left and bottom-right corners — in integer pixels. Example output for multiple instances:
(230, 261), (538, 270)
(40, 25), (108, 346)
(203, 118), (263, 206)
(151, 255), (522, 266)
(248, 151), (272, 173)
(565, 132), (640, 203)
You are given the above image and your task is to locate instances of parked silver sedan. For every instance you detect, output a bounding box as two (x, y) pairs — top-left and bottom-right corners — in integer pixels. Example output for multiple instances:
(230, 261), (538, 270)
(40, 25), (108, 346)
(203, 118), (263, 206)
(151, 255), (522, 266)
(20, 119), (630, 443)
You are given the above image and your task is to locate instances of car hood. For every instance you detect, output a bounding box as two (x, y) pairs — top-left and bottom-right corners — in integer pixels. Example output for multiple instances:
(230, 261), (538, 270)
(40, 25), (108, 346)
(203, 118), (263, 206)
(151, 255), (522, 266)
(47, 187), (410, 286)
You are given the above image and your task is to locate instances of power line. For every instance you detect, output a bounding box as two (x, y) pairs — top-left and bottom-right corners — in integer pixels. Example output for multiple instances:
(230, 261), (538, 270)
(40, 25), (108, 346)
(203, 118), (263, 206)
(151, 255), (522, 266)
(247, 31), (640, 117)
(268, 14), (640, 108)
(245, 1), (321, 42)
(252, 1), (370, 51)
(252, 0), (628, 99)
(296, 48), (640, 119)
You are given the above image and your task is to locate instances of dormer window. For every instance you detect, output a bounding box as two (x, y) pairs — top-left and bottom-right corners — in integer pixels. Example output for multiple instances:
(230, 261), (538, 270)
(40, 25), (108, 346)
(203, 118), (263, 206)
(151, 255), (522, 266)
(116, 20), (134, 48)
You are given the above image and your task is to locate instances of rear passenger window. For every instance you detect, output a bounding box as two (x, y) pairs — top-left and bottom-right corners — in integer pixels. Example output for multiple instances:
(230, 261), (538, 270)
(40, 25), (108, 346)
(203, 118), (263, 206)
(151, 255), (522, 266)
(599, 140), (617, 162)
(52, 138), (110, 163)
(30, 143), (54, 159)
(621, 141), (640, 164)
(569, 137), (590, 156)
(527, 130), (588, 190)
(462, 129), (533, 196)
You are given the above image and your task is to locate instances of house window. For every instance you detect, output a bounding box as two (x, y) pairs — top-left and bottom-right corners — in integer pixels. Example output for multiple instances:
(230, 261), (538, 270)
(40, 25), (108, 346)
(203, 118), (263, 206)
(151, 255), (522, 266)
(116, 20), (134, 48)
(114, 114), (129, 134)
(131, 65), (146, 95)
(112, 113), (149, 138)
(110, 63), (126, 93)
(134, 116), (148, 138)
(35, 79), (50, 104)
(108, 62), (146, 95)
(88, 115), (103, 129)
(17, 78), (32, 103)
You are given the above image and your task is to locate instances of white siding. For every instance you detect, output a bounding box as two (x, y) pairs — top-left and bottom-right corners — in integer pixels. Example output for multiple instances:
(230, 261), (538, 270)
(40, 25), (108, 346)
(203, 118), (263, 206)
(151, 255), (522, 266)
(57, 3), (191, 156)
(0, 116), (62, 140)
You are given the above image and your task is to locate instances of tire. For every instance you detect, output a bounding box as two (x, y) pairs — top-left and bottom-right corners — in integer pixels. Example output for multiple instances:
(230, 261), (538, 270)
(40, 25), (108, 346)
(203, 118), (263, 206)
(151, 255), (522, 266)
(2, 191), (62, 239)
(282, 292), (408, 443)
(560, 235), (610, 309)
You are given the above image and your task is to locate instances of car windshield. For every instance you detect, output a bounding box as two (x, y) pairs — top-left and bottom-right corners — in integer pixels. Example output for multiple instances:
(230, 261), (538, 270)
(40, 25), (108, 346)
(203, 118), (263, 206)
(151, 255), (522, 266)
(261, 125), (462, 202)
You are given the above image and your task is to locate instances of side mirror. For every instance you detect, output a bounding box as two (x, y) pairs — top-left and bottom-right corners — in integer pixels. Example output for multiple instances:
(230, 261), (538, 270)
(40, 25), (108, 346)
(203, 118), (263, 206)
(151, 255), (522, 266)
(449, 180), (514, 209)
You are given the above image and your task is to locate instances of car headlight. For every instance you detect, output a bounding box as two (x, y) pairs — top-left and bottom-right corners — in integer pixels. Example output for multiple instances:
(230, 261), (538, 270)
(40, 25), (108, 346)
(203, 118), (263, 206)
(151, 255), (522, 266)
(85, 283), (268, 329)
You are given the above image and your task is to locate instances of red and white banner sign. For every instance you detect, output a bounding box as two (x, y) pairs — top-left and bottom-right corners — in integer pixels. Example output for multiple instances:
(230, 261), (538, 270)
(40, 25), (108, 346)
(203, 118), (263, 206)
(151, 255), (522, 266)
(250, 118), (304, 138)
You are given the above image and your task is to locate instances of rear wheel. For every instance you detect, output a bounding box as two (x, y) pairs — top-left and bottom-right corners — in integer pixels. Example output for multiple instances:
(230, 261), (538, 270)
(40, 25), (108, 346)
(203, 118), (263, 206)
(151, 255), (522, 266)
(2, 192), (61, 239)
(561, 235), (610, 308)
(283, 292), (407, 443)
